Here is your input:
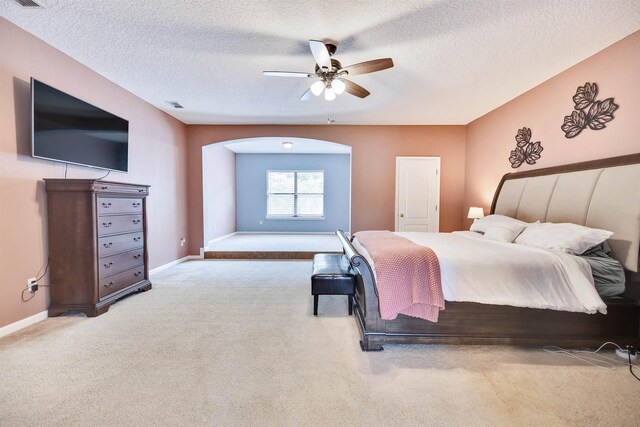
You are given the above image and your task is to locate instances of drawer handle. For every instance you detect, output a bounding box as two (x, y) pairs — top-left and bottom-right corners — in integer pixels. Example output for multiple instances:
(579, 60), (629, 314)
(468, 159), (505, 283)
(101, 186), (108, 190)
(103, 262), (113, 268)
(101, 202), (112, 208)
(133, 237), (141, 242)
(134, 271), (142, 277)
(103, 242), (113, 248)
(104, 281), (114, 288)
(132, 202), (141, 207)
(133, 254), (142, 260)
(138, 189), (145, 193)
(132, 219), (141, 225)
(102, 222), (112, 228)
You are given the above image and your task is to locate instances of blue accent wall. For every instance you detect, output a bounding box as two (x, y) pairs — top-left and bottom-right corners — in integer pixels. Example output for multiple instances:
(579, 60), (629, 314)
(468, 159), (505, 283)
(236, 154), (350, 232)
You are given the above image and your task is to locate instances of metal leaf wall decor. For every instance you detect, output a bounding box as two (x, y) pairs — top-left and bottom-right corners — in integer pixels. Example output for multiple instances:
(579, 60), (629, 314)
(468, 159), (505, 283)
(561, 82), (618, 138)
(509, 127), (543, 168)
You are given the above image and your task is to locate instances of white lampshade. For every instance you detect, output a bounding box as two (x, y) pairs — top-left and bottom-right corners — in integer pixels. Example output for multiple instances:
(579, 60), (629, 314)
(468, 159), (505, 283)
(324, 86), (336, 101)
(310, 81), (325, 96)
(332, 79), (346, 95)
(467, 207), (484, 219)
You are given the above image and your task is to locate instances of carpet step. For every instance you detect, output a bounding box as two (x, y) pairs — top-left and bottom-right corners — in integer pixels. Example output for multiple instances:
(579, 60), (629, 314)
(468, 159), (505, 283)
(204, 251), (341, 260)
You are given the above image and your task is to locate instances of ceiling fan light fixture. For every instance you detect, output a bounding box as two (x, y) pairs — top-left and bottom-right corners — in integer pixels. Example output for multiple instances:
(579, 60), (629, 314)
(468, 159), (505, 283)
(264, 39), (393, 102)
(332, 79), (346, 95)
(310, 80), (325, 96)
(324, 86), (336, 101)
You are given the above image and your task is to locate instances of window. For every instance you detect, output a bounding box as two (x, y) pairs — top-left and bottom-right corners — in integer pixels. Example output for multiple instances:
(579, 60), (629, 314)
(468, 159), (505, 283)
(267, 170), (324, 218)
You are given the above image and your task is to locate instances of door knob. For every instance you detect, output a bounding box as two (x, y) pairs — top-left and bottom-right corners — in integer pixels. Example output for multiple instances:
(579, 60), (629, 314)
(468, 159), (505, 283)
(400, 213), (405, 218)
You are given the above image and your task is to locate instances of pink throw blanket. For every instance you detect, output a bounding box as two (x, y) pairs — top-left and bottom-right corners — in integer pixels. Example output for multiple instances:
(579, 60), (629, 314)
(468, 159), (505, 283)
(355, 231), (444, 322)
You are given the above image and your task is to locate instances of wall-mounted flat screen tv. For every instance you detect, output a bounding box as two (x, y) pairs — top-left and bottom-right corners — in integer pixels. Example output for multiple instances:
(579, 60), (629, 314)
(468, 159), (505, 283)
(31, 78), (129, 172)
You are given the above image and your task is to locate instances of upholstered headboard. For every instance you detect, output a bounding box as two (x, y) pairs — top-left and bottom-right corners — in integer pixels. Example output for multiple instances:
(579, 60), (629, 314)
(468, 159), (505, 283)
(490, 154), (640, 273)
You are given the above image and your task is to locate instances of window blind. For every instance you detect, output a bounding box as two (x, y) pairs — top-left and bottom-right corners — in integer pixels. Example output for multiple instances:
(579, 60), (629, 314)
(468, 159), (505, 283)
(267, 171), (324, 218)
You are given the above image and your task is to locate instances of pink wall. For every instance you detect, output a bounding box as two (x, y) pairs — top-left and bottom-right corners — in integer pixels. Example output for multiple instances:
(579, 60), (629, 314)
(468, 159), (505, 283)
(202, 144), (236, 245)
(187, 125), (467, 254)
(0, 19), (189, 329)
(464, 31), (640, 229)
(4, 17), (636, 331)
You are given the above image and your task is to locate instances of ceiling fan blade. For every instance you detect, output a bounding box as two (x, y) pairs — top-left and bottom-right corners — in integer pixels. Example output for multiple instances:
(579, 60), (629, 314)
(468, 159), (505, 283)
(343, 58), (394, 76)
(263, 71), (312, 78)
(342, 79), (370, 98)
(300, 88), (314, 101)
(309, 40), (332, 70)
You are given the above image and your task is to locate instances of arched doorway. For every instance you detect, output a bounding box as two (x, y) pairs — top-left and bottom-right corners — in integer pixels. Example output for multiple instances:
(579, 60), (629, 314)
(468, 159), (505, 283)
(202, 137), (351, 249)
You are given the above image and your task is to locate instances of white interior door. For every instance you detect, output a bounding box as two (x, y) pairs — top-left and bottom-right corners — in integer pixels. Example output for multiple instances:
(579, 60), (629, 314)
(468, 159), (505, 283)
(395, 157), (440, 232)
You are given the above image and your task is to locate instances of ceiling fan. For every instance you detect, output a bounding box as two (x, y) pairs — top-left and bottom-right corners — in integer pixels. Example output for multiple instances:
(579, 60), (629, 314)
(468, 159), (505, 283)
(263, 40), (394, 101)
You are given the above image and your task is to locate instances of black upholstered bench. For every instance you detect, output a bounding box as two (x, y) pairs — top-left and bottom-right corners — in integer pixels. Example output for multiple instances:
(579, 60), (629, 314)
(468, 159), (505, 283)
(311, 253), (356, 315)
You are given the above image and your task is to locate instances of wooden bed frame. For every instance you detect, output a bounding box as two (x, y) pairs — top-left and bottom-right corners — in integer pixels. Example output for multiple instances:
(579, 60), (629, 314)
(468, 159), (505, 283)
(341, 154), (640, 351)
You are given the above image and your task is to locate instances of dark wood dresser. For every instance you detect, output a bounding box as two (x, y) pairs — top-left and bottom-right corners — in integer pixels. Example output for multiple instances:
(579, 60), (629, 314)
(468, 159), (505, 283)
(45, 179), (152, 317)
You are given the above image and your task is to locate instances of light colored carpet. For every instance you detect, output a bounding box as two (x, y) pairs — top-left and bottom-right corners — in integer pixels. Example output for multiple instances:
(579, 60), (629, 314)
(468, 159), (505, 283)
(207, 233), (342, 252)
(0, 260), (638, 426)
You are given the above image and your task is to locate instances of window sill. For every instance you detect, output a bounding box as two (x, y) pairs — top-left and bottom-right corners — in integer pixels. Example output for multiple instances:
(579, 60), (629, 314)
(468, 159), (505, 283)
(266, 216), (326, 221)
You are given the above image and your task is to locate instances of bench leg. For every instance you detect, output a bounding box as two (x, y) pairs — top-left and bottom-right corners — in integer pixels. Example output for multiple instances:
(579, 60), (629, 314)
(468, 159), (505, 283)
(313, 295), (319, 316)
(348, 295), (353, 315)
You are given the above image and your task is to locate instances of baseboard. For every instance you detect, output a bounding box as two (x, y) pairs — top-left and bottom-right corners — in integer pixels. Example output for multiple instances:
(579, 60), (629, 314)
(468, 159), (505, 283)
(0, 310), (48, 339)
(208, 232), (237, 242)
(149, 255), (202, 276)
(205, 232), (238, 251)
(234, 231), (338, 235)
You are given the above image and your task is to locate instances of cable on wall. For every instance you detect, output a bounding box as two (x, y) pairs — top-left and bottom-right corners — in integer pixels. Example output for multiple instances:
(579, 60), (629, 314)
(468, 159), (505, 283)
(20, 259), (50, 303)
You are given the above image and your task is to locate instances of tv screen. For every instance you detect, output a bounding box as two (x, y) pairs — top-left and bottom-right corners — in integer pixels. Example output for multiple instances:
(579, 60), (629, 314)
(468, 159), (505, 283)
(31, 78), (129, 172)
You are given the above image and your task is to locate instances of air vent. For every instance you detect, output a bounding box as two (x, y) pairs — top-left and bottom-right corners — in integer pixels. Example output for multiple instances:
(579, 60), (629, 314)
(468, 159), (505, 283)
(15, 0), (44, 7)
(166, 101), (184, 109)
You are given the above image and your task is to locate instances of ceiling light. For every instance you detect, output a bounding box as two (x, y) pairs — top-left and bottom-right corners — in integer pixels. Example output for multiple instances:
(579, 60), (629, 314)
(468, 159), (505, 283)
(324, 86), (336, 101)
(282, 141), (294, 149)
(332, 79), (346, 95)
(310, 81), (325, 96)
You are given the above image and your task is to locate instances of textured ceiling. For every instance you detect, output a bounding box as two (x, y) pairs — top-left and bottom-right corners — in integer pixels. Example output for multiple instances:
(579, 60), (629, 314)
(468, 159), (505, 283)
(2, 0), (639, 125)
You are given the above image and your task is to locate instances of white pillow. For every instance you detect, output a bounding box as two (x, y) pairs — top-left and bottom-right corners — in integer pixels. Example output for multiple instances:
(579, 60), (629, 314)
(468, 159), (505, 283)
(514, 222), (613, 254)
(470, 214), (527, 234)
(483, 224), (526, 243)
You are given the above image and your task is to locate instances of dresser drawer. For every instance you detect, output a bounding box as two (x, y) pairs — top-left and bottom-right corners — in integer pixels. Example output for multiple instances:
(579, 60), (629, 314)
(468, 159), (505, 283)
(98, 214), (143, 236)
(94, 182), (149, 196)
(99, 265), (146, 299)
(99, 232), (144, 257)
(99, 248), (144, 279)
(98, 197), (143, 215)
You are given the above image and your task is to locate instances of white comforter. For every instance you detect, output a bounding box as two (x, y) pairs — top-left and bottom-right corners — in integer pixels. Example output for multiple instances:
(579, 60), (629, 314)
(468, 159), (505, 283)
(353, 231), (606, 314)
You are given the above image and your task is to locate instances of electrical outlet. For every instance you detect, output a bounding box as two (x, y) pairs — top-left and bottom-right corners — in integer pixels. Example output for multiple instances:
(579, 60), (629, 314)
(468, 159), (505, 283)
(27, 277), (38, 294)
(180, 237), (186, 247)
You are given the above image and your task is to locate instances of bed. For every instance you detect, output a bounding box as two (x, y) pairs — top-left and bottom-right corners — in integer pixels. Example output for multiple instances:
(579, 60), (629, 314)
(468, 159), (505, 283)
(340, 154), (640, 351)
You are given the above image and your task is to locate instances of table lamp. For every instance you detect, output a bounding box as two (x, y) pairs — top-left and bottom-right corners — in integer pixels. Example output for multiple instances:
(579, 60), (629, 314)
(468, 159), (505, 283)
(467, 207), (484, 221)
